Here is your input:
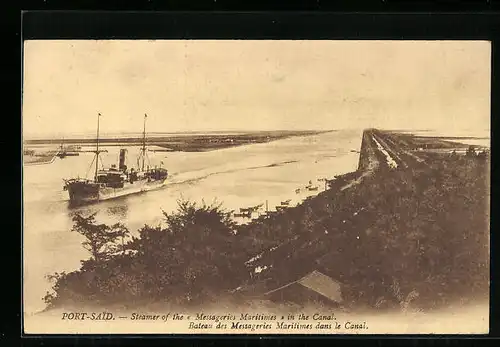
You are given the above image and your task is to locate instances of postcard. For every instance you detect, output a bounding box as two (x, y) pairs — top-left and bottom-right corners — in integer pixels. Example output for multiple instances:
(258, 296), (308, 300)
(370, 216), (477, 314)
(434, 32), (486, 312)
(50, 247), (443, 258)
(22, 40), (490, 334)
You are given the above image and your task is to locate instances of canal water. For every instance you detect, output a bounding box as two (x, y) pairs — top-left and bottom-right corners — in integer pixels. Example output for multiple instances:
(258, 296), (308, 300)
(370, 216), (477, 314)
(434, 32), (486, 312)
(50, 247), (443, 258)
(23, 130), (362, 315)
(409, 129), (491, 148)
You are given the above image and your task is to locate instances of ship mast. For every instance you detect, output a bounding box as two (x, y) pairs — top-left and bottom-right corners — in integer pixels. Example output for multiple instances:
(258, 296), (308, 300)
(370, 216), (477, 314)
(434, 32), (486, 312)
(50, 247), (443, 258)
(141, 113), (147, 171)
(94, 113), (101, 181)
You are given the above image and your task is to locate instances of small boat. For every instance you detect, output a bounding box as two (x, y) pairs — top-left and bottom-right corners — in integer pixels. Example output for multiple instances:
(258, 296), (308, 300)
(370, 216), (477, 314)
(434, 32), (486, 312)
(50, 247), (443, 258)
(58, 151), (80, 158)
(57, 139), (81, 159)
(234, 211), (252, 218)
(281, 199), (291, 206)
(307, 186), (319, 191)
(240, 204), (263, 214)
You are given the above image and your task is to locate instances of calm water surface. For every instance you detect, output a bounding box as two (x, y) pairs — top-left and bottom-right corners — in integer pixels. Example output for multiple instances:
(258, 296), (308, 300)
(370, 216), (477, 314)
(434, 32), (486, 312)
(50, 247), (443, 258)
(23, 130), (362, 314)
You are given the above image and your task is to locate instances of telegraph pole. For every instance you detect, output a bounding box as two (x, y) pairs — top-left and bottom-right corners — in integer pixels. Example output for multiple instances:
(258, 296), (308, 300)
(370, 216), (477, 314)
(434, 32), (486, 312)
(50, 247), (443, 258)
(141, 113), (147, 171)
(94, 113), (102, 181)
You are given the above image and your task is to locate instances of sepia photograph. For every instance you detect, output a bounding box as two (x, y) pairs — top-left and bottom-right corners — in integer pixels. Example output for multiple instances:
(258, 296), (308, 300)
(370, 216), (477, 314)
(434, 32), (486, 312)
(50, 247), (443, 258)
(22, 40), (490, 334)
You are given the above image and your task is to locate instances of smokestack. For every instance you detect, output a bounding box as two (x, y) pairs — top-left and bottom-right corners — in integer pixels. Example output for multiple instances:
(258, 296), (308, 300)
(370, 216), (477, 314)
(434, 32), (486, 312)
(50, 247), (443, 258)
(119, 149), (128, 171)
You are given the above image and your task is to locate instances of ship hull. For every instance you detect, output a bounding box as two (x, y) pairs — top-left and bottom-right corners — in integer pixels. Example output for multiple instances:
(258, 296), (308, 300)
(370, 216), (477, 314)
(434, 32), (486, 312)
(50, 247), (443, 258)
(65, 178), (168, 204)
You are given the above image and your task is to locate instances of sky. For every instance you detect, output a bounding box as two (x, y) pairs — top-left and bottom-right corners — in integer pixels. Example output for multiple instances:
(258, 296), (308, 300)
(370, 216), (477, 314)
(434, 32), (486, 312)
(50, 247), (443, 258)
(22, 40), (491, 138)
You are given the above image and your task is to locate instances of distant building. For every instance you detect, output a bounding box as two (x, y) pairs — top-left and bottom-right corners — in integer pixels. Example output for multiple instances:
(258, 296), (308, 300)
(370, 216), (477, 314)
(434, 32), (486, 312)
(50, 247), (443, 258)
(263, 270), (343, 307)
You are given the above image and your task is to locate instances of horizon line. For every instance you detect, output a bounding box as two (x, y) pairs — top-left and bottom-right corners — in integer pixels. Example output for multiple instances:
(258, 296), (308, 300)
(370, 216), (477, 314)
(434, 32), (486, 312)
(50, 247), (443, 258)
(22, 129), (341, 140)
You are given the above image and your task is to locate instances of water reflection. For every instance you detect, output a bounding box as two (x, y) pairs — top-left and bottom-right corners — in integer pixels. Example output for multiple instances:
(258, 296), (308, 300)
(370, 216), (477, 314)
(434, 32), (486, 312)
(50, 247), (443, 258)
(106, 204), (129, 219)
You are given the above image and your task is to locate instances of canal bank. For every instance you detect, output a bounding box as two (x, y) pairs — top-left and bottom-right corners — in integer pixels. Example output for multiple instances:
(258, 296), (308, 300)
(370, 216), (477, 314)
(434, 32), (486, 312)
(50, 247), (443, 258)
(29, 129), (490, 320)
(235, 129), (489, 312)
(23, 130), (362, 316)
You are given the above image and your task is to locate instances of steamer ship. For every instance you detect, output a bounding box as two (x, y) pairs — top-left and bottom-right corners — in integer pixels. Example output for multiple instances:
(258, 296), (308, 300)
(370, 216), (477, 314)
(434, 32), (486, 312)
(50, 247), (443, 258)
(63, 113), (168, 204)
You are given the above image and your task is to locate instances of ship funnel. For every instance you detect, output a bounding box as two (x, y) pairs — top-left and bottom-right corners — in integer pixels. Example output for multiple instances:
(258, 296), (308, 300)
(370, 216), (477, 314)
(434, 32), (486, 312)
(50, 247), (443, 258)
(119, 149), (128, 171)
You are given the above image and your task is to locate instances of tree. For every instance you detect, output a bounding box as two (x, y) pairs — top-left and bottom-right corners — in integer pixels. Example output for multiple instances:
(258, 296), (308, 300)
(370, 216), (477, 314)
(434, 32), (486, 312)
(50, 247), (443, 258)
(71, 212), (130, 263)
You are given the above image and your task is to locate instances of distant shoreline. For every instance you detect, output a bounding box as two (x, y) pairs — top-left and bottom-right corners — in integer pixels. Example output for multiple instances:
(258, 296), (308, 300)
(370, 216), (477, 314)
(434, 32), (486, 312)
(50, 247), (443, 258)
(36, 128), (489, 320)
(23, 155), (57, 166)
(23, 130), (335, 142)
(24, 130), (333, 152)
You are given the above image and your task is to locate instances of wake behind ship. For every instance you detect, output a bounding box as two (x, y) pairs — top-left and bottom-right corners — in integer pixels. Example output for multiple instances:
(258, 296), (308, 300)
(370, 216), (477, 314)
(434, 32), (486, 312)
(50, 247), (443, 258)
(63, 113), (168, 204)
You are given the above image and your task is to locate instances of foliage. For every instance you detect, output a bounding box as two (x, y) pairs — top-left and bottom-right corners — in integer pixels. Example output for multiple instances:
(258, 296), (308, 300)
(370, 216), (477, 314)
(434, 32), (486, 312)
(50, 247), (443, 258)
(44, 148), (490, 312)
(71, 213), (130, 263)
(318, 155), (490, 310)
(44, 199), (247, 309)
(235, 153), (489, 311)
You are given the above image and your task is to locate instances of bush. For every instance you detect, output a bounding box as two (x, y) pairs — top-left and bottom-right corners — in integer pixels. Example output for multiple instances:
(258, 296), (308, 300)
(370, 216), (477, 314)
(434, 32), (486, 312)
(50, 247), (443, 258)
(44, 152), (489, 312)
(44, 199), (249, 309)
